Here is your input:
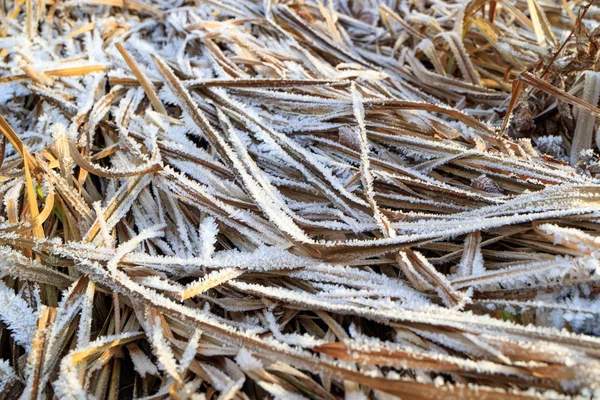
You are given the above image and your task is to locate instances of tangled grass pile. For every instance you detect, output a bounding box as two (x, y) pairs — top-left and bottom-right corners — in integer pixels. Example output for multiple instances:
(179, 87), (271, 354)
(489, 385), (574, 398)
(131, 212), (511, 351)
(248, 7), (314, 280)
(0, 0), (600, 397)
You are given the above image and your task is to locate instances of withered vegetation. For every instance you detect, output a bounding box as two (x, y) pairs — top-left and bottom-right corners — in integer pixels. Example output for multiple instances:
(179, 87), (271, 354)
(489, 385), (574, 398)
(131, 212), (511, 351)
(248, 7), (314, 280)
(0, 0), (600, 398)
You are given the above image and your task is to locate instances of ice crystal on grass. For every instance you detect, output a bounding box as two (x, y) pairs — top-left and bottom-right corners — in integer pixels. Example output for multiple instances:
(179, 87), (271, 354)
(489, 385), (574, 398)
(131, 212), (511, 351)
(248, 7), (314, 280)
(0, 281), (37, 352)
(0, 0), (599, 398)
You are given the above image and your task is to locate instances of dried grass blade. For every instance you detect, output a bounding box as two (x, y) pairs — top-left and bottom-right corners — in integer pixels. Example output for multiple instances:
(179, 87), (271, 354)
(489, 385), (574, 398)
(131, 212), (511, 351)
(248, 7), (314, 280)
(69, 142), (162, 178)
(570, 71), (600, 165)
(527, 0), (557, 50)
(520, 72), (600, 118)
(115, 42), (167, 115)
(380, 4), (426, 40)
(181, 269), (243, 300)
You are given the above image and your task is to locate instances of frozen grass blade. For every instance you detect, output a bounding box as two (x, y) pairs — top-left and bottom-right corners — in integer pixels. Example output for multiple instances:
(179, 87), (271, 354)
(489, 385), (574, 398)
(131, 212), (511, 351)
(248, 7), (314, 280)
(0, 0), (599, 397)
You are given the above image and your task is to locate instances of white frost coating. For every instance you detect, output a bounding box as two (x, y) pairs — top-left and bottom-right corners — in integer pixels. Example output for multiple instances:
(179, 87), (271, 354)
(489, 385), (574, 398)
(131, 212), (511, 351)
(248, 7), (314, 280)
(75, 281), (95, 348)
(149, 316), (182, 382)
(235, 348), (263, 371)
(258, 382), (310, 400)
(128, 344), (159, 378)
(264, 310), (324, 348)
(178, 329), (202, 374)
(181, 268), (243, 300)
(54, 332), (142, 399)
(0, 359), (17, 392)
(106, 224), (166, 270)
(198, 217), (219, 259)
(0, 280), (37, 352)
(0, 1), (599, 397)
(538, 223), (600, 258)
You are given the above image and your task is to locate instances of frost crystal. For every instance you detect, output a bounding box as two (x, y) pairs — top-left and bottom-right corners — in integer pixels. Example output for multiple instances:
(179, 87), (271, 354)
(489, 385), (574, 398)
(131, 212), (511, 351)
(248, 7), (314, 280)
(0, 0), (599, 398)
